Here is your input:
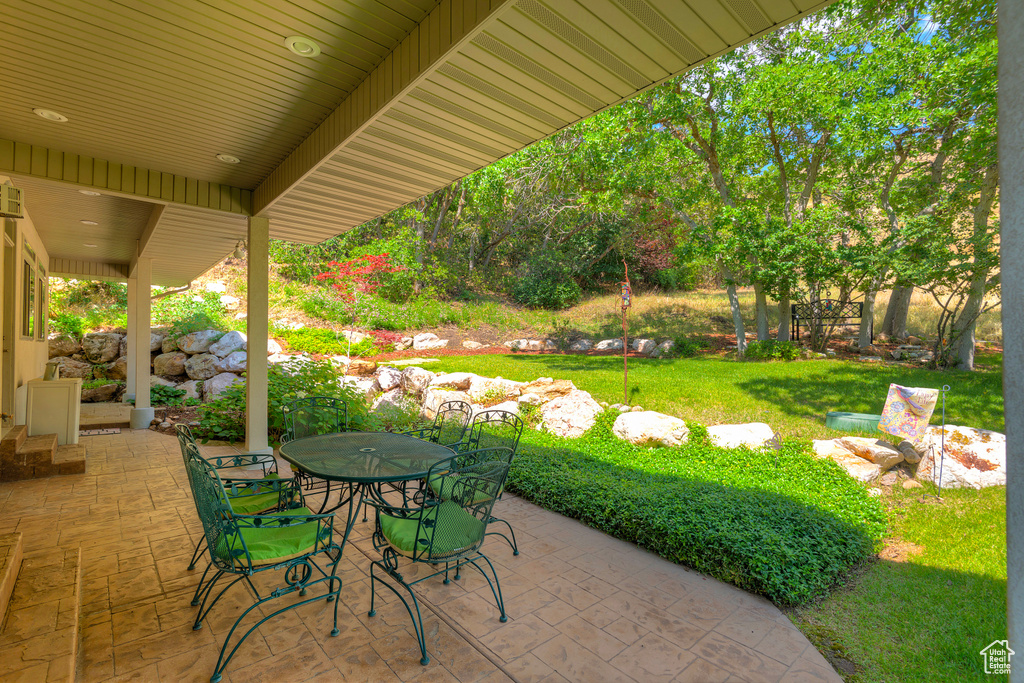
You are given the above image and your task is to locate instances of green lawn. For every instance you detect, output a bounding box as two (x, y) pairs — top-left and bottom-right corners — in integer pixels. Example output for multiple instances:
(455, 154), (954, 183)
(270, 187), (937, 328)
(425, 354), (1005, 439)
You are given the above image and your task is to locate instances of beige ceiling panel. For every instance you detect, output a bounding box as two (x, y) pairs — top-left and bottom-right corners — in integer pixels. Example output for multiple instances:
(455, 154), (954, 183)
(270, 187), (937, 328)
(414, 76), (550, 141)
(645, 0), (725, 57)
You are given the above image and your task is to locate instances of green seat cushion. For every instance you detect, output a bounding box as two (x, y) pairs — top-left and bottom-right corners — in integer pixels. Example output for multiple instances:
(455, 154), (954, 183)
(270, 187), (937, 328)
(380, 501), (484, 558)
(428, 473), (501, 504)
(215, 507), (319, 567)
(826, 411), (883, 432)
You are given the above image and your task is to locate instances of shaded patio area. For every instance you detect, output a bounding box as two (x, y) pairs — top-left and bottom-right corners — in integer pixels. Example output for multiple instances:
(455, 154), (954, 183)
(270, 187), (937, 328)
(0, 429), (839, 682)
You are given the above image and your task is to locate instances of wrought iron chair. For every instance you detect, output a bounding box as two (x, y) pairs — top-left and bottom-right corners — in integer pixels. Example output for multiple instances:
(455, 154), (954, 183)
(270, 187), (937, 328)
(404, 399), (473, 447)
(175, 424), (285, 574)
(366, 447), (513, 665)
(446, 409), (525, 555)
(186, 446), (342, 683)
(280, 396), (348, 497)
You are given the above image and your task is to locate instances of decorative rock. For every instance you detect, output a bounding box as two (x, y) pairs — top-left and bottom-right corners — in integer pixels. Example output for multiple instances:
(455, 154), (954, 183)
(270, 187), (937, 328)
(594, 339), (624, 351)
(149, 332), (163, 352)
(421, 388), (473, 420)
(707, 423), (775, 449)
(486, 400), (520, 415)
(204, 281), (227, 293)
(184, 353), (220, 381)
(504, 338), (542, 351)
(650, 340), (675, 358)
(413, 333), (449, 350)
(52, 356), (93, 379)
(151, 376), (176, 389)
(209, 330), (247, 357)
(541, 390), (603, 438)
(859, 344), (883, 357)
(177, 380), (201, 401)
(836, 437), (905, 470)
(161, 336), (178, 353)
(880, 471), (899, 486)
(867, 488), (883, 497)
(612, 411), (690, 447)
(544, 340), (559, 351)
(372, 389), (418, 417)
(204, 372), (243, 402)
(81, 383), (119, 403)
(340, 376), (378, 401)
(159, 421), (172, 430)
(215, 350), (247, 374)
(220, 294), (240, 309)
(903, 479), (923, 489)
(897, 440), (922, 464)
(630, 405), (643, 412)
(82, 332), (123, 363)
(153, 352), (187, 376)
(906, 335), (923, 345)
(568, 339), (593, 352)
(631, 339), (656, 355)
(48, 335), (82, 358)
(267, 353), (291, 364)
(517, 393), (544, 406)
(401, 367), (435, 398)
(177, 330), (222, 355)
(347, 359), (378, 377)
(812, 440), (882, 483)
(431, 372), (477, 391)
(463, 340), (486, 349)
(397, 337), (413, 351)
(468, 376), (522, 402)
(915, 425), (1006, 489)
(520, 378), (575, 402)
(95, 356), (128, 381)
(267, 339), (283, 355)
(375, 366), (404, 392)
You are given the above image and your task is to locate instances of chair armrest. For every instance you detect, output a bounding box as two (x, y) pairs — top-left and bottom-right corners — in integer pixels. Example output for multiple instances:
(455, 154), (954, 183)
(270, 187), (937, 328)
(206, 452), (279, 476)
(222, 477), (305, 508)
(401, 427), (434, 440)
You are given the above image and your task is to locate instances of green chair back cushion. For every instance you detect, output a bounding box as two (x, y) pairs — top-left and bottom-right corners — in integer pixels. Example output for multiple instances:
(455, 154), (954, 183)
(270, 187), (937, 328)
(380, 501), (484, 558)
(214, 507), (318, 567)
(428, 473), (502, 504)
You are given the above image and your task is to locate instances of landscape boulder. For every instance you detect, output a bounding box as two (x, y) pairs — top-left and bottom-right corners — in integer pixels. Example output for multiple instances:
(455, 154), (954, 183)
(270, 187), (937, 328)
(375, 366), (404, 392)
(401, 367), (435, 398)
(153, 352), (187, 377)
(204, 372), (243, 402)
(613, 411), (689, 447)
(151, 376), (176, 389)
(631, 339), (657, 355)
(594, 339), (624, 351)
(836, 437), (904, 470)
(177, 380), (201, 402)
(347, 359), (377, 377)
(82, 332), (123, 363)
(568, 339), (593, 352)
(161, 336), (179, 353)
(209, 330), (246, 357)
(812, 440), (882, 483)
(95, 356), (128, 381)
(48, 335), (82, 358)
(430, 372), (476, 391)
(420, 388), (473, 420)
(707, 423), (775, 449)
(914, 425), (1006, 489)
(340, 376), (377, 401)
(462, 341), (485, 349)
(215, 351), (248, 374)
(468, 376), (522, 402)
(177, 329), (222, 355)
(149, 332), (163, 352)
(396, 337), (413, 351)
(267, 339), (283, 355)
(650, 340), (675, 358)
(267, 353), (291, 365)
(184, 353), (220, 380)
(52, 356), (93, 379)
(541, 390), (603, 438)
(372, 389), (418, 418)
(81, 383), (120, 403)
(413, 333), (448, 350)
(520, 378), (575, 402)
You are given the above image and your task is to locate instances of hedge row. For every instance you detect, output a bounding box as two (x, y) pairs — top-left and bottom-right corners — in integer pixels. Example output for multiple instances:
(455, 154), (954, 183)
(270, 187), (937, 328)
(506, 413), (887, 605)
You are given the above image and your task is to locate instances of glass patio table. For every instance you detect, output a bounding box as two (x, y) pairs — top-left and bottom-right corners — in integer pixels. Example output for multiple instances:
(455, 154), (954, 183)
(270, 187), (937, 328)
(278, 431), (456, 552)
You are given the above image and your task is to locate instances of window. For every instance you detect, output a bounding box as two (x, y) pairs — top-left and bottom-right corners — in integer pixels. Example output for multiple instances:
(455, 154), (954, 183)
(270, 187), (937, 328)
(22, 260), (34, 339)
(36, 268), (47, 339)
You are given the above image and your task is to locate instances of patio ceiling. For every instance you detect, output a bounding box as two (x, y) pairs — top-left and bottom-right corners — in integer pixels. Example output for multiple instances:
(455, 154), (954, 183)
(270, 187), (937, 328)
(0, 0), (829, 286)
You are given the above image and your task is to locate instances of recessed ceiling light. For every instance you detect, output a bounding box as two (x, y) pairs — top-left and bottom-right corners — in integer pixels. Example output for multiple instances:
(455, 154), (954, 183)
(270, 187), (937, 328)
(83, 243), (98, 248)
(285, 35), (321, 57)
(80, 220), (99, 225)
(79, 190), (101, 196)
(33, 108), (69, 122)
(215, 154), (241, 164)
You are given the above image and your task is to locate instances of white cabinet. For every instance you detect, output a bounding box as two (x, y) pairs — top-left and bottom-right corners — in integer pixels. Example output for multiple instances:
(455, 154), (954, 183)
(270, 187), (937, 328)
(26, 378), (82, 445)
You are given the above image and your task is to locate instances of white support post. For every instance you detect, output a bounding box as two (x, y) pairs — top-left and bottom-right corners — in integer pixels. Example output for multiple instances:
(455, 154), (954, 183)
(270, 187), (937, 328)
(125, 279), (137, 402)
(245, 217), (271, 454)
(129, 258), (153, 429)
(1000, 1), (1024, 677)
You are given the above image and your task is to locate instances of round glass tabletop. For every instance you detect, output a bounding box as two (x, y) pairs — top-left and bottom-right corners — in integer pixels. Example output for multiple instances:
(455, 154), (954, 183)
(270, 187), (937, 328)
(278, 432), (456, 483)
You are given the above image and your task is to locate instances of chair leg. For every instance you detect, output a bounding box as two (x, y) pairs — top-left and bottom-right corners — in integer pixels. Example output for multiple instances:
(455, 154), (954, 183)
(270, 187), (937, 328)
(191, 563), (215, 607)
(462, 553), (508, 623)
(369, 553), (430, 666)
(188, 535), (209, 570)
(485, 516), (520, 555)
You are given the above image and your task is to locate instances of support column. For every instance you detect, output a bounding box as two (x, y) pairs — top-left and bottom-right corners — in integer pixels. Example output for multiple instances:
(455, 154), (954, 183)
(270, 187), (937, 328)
(125, 279), (137, 402)
(245, 217), (271, 454)
(129, 258), (153, 429)
(1001, 2), (1024, 678)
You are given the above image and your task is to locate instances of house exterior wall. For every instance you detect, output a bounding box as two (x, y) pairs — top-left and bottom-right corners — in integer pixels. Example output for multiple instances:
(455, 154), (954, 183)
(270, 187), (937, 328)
(1, 174), (52, 424)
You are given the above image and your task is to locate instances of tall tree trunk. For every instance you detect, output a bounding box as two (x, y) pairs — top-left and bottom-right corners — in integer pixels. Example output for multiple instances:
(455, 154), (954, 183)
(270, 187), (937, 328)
(754, 282), (769, 341)
(951, 163), (999, 370)
(858, 269), (888, 348)
(776, 292), (791, 342)
(721, 262), (747, 357)
(880, 285), (913, 339)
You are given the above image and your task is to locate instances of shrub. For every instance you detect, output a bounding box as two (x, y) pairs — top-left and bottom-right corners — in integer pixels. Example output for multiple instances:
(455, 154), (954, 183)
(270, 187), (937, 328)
(151, 384), (187, 406)
(512, 253), (582, 310)
(51, 312), (84, 340)
(668, 334), (708, 358)
(746, 339), (800, 361)
(276, 328), (349, 356)
(197, 358), (379, 443)
(507, 413), (886, 605)
(154, 290), (228, 338)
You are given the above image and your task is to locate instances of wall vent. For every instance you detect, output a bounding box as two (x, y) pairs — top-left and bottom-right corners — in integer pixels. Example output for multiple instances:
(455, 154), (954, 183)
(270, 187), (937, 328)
(0, 185), (23, 219)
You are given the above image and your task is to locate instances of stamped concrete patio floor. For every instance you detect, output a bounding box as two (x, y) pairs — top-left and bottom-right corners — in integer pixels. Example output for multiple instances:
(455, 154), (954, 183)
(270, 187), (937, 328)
(0, 429), (840, 682)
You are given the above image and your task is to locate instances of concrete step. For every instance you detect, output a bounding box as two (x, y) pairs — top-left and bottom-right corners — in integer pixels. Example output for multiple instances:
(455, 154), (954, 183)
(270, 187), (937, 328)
(0, 546), (81, 682)
(0, 533), (24, 622)
(54, 445), (86, 476)
(0, 425), (28, 462)
(1, 433), (59, 481)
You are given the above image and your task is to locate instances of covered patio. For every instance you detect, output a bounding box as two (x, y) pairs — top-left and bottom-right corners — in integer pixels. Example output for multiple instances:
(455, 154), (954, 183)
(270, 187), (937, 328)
(0, 428), (837, 682)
